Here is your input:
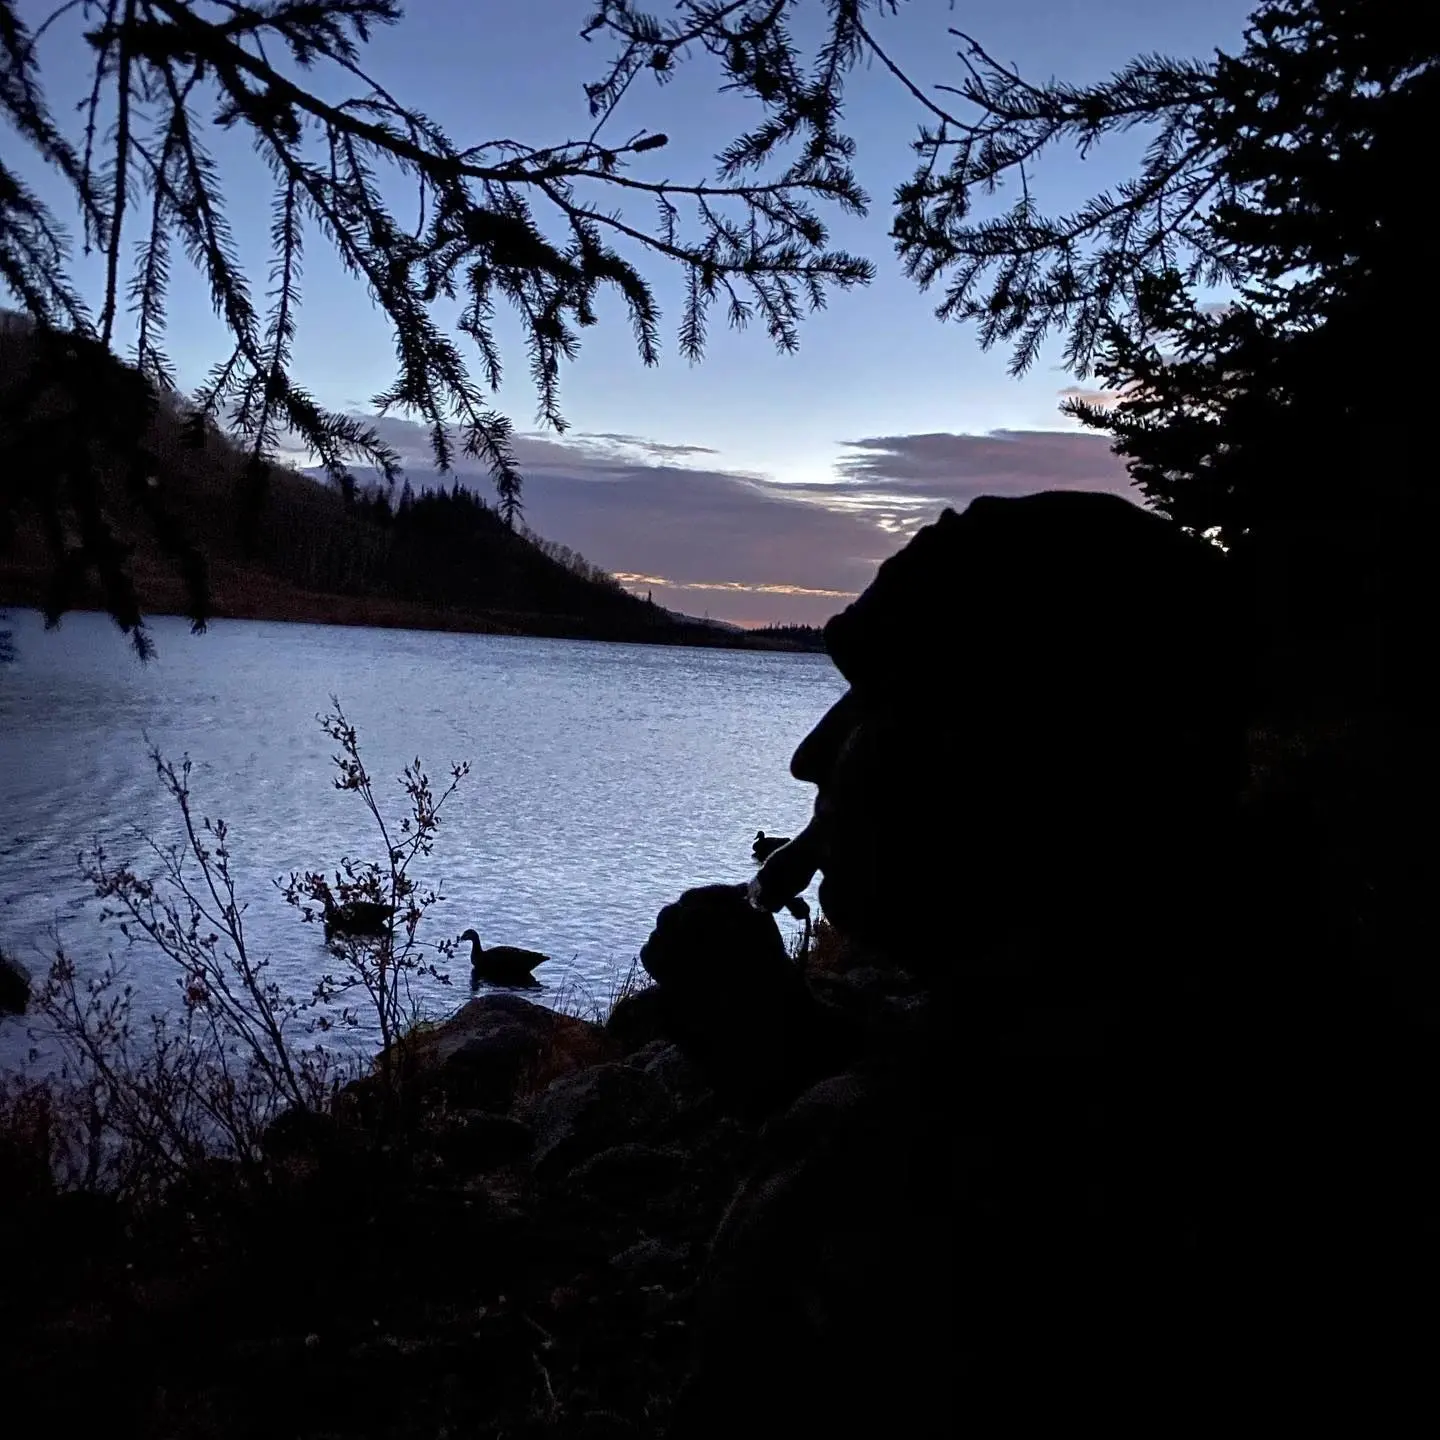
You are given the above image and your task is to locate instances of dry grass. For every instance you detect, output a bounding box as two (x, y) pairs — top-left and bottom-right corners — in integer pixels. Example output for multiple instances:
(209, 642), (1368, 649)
(379, 977), (626, 1110)
(519, 1017), (617, 1098)
(802, 915), (857, 977)
(0, 1074), (61, 1201)
(547, 956), (653, 1028)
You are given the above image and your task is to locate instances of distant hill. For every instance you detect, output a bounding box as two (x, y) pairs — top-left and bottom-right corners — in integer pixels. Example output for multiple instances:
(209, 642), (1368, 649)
(0, 315), (823, 653)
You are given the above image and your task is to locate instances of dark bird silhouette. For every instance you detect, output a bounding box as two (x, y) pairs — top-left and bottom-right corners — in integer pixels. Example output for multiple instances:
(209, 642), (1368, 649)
(0, 950), (31, 1016)
(752, 830), (791, 863)
(460, 928), (549, 987)
(322, 894), (396, 941)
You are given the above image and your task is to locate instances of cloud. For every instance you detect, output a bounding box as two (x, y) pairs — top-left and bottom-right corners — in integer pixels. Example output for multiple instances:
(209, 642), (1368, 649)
(1057, 383), (1127, 410)
(333, 414), (888, 625)
(612, 573), (858, 601)
(832, 430), (1128, 491)
(316, 416), (1138, 626)
(571, 432), (720, 461)
(781, 429), (1134, 529)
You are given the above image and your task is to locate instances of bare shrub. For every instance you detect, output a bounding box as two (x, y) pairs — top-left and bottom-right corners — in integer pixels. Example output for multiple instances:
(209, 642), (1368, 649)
(12, 698), (468, 1196)
(280, 699), (469, 1077)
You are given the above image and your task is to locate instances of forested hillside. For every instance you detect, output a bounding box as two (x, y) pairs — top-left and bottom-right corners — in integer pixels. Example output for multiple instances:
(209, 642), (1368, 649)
(0, 314), (819, 651)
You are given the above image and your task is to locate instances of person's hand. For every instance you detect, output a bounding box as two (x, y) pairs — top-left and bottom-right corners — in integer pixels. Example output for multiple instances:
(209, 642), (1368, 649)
(748, 826), (821, 913)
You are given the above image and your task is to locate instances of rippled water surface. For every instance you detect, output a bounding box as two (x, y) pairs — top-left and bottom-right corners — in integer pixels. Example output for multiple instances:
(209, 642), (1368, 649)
(0, 610), (844, 1065)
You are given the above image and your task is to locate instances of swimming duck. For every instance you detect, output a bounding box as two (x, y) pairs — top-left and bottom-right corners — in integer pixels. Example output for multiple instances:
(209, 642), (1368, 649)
(752, 829), (791, 863)
(322, 894), (396, 941)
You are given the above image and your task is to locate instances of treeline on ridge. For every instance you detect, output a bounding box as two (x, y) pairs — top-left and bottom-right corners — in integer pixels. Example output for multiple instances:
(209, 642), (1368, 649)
(0, 314), (821, 650)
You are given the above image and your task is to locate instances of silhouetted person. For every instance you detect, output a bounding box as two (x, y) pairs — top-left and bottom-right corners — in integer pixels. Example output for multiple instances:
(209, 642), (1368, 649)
(641, 491), (1436, 1434)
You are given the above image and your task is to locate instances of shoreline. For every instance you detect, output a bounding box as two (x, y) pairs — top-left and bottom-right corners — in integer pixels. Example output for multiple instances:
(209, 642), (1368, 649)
(0, 563), (827, 654)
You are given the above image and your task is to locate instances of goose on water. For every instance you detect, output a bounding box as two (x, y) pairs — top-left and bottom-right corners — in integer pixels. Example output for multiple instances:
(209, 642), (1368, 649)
(752, 830), (791, 863)
(459, 928), (550, 987)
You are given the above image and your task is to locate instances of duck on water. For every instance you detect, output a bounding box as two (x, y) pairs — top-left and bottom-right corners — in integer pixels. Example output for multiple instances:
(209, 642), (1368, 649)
(322, 894), (396, 941)
(752, 830), (791, 863)
(460, 929), (550, 988)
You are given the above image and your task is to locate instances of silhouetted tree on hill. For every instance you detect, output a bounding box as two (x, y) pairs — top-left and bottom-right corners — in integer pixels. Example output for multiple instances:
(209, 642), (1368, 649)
(749, 623), (825, 651)
(0, 314), (211, 655)
(0, 0), (873, 651)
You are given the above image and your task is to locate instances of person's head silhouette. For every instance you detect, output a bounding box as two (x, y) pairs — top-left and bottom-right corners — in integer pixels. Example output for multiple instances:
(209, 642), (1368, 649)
(782, 490), (1247, 966)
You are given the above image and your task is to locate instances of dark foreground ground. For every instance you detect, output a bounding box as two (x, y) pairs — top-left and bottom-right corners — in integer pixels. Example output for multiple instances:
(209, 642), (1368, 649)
(0, 925), (895, 1439)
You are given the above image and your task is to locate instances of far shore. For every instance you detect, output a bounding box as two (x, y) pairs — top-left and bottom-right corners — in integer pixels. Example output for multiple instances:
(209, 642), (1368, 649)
(0, 561), (827, 654)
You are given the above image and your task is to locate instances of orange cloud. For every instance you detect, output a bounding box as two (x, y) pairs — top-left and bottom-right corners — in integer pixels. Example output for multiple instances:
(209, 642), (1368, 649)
(613, 573), (858, 600)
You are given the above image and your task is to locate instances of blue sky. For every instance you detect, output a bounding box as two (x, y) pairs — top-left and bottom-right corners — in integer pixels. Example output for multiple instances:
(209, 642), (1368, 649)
(11, 0), (1257, 622)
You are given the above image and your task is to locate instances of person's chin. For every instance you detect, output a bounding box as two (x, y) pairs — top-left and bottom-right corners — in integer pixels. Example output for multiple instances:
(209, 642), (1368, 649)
(817, 872), (883, 945)
(817, 873), (841, 921)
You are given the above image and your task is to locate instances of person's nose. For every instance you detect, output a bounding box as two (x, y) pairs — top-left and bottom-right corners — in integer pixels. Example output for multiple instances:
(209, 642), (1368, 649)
(791, 690), (858, 784)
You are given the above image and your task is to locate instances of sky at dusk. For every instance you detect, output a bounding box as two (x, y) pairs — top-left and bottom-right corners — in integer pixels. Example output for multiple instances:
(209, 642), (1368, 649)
(13, 0), (1257, 624)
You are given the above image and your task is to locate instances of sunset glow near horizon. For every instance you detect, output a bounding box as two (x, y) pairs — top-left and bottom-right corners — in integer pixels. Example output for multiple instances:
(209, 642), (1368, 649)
(11, 0), (1256, 626)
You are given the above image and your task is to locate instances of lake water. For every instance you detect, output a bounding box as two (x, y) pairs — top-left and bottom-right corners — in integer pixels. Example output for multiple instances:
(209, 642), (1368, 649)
(0, 610), (844, 1068)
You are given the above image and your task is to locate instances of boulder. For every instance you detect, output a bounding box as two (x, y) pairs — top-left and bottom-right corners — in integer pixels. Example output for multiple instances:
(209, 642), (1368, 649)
(575, 1414), (640, 1440)
(433, 1111), (535, 1173)
(0, 949), (32, 1016)
(627, 1041), (713, 1113)
(605, 983), (668, 1053)
(524, 1062), (673, 1182)
(394, 994), (613, 1111)
(262, 1105), (343, 1165)
(811, 966), (928, 1024)
(623, 1038), (671, 1070)
(671, 1063), (950, 1437)
(609, 1236), (693, 1277)
(564, 1142), (686, 1205)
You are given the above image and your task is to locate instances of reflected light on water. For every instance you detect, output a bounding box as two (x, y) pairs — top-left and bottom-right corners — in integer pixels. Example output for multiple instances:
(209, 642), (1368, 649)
(0, 611), (845, 1066)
